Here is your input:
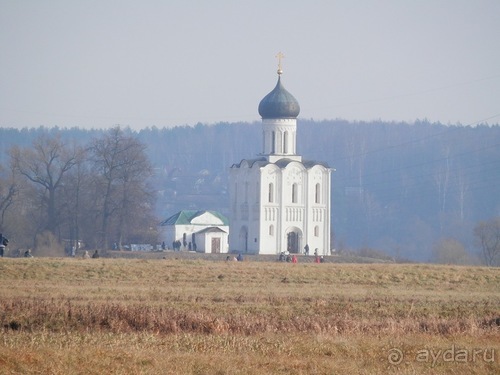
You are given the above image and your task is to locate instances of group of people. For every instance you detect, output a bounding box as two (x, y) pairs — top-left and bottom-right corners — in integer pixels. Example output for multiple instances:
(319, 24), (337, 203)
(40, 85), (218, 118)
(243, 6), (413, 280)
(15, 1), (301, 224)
(276, 243), (324, 263)
(83, 250), (100, 259)
(315, 255), (325, 263)
(226, 253), (244, 262)
(172, 240), (184, 251)
(279, 249), (325, 263)
(0, 232), (103, 259)
(278, 252), (298, 263)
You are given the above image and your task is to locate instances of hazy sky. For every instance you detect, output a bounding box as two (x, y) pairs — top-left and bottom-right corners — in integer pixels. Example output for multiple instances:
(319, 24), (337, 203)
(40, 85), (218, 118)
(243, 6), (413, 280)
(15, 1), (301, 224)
(1, 0), (499, 130)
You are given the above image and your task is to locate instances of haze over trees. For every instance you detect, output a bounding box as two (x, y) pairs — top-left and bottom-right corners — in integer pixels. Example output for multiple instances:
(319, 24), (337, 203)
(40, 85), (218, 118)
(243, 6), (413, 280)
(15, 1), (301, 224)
(1, 127), (155, 254)
(89, 127), (155, 250)
(474, 217), (500, 266)
(0, 119), (498, 264)
(10, 134), (81, 235)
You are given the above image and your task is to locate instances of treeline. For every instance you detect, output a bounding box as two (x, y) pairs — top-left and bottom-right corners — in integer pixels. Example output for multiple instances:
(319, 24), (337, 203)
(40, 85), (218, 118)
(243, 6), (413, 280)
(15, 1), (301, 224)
(0, 127), (156, 255)
(1, 120), (499, 263)
(135, 119), (500, 262)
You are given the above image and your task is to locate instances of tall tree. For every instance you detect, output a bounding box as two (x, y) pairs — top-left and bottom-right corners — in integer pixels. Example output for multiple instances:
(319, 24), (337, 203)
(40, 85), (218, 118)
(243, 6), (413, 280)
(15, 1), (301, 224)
(0, 163), (19, 229)
(10, 134), (78, 235)
(59, 148), (88, 253)
(89, 127), (154, 250)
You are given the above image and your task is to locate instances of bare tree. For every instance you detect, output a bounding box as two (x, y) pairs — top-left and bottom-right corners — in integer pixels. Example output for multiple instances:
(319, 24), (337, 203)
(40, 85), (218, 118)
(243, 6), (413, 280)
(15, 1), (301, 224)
(0, 163), (19, 229)
(455, 167), (469, 222)
(474, 218), (500, 266)
(59, 148), (88, 254)
(434, 145), (451, 214)
(89, 127), (154, 250)
(10, 134), (78, 235)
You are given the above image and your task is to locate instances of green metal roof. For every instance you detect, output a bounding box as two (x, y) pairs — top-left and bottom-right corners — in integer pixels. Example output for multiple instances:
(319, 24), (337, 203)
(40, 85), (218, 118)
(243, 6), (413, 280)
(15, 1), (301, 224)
(159, 210), (228, 226)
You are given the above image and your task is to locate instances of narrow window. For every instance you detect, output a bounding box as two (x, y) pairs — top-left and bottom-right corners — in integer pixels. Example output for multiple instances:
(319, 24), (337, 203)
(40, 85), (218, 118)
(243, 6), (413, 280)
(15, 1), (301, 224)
(292, 183), (298, 203)
(271, 131), (276, 153)
(283, 131), (288, 154)
(315, 183), (321, 203)
(268, 183), (274, 203)
(269, 225), (274, 236)
(314, 226), (319, 237)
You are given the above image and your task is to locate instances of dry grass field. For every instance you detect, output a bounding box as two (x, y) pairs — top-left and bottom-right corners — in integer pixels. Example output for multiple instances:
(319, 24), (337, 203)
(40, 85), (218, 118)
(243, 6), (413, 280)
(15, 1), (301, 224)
(0, 255), (499, 374)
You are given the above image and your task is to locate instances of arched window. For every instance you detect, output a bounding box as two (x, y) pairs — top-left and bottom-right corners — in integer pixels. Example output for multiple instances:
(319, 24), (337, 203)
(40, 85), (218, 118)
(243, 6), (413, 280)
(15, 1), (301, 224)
(269, 225), (274, 236)
(283, 131), (288, 154)
(292, 183), (298, 203)
(315, 183), (321, 203)
(268, 183), (274, 203)
(314, 225), (319, 237)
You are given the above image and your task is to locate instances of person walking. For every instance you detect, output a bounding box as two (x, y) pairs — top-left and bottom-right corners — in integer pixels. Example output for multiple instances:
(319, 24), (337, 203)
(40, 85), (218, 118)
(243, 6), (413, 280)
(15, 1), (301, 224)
(0, 233), (8, 257)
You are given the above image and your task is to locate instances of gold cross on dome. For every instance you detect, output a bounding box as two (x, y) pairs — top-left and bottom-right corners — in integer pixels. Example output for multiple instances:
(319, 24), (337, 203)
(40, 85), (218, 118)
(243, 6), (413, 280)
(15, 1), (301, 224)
(276, 52), (284, 75)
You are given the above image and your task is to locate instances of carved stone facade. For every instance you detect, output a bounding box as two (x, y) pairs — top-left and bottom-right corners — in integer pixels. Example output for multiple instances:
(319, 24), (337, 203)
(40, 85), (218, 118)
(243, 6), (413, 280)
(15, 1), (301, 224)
(229, 69), (331, 255)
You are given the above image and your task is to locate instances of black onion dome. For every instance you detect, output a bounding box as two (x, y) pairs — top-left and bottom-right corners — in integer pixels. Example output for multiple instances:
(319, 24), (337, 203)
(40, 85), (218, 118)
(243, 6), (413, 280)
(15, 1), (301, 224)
(258, 76), (300, 119)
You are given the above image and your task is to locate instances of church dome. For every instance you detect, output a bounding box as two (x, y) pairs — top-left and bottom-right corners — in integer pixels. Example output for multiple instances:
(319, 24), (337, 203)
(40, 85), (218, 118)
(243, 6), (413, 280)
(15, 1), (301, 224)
(258, 75), (300, 119)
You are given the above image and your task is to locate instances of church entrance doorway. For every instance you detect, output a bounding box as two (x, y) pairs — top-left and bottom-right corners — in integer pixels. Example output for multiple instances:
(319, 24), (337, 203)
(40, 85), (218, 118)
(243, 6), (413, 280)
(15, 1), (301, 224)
(211, 238), (220, 253)
(239, 226), (248, 253)
(286, 227), (302, 254)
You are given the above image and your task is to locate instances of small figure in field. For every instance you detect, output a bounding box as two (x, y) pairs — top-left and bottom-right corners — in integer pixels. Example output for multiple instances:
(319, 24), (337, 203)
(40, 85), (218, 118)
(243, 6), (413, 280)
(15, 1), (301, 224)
(304, 244), (309, 256)
(0, 233), (8, 257)
(237, 253), (243, 261)
(92, 250), (99, 258)
(314, 256), (321, 264)
(83, 250), (90, 259)
(292, 255), (298, 263)
(24, 249), (33, 258)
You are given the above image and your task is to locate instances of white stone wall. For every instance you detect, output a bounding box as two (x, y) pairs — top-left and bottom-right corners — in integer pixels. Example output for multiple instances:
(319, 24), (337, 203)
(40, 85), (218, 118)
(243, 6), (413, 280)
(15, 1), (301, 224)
(161, 224), (229, 253)
(229, 159), (331, 255)
(197, 231), (228, 254)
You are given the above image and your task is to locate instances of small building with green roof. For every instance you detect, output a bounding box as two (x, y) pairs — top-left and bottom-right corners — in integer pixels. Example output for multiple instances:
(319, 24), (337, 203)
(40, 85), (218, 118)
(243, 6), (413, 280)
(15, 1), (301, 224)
(159, 210), (229, 253)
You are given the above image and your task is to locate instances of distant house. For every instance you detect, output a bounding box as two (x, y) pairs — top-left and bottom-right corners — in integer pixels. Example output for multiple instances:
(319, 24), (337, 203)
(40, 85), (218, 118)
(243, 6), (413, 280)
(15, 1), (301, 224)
(159, 210), (229, 253)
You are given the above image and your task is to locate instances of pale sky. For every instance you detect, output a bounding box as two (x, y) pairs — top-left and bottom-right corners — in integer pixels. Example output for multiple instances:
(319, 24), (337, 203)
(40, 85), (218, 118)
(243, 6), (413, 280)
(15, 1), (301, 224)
(1, 0), (499, 130)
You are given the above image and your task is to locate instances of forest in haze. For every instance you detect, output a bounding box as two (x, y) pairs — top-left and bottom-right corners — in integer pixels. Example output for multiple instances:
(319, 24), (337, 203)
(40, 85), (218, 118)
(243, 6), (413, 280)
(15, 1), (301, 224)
(0, 119), (499, 263)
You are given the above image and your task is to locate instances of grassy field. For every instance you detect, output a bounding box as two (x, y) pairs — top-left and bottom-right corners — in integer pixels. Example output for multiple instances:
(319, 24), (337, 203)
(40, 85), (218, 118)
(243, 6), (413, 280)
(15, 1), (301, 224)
(0, 255), (498, 374)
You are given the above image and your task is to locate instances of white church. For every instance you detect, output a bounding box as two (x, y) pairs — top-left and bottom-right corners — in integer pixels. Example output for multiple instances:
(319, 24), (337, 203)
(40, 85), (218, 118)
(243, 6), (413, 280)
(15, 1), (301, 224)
(229, 59), (332, 255)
